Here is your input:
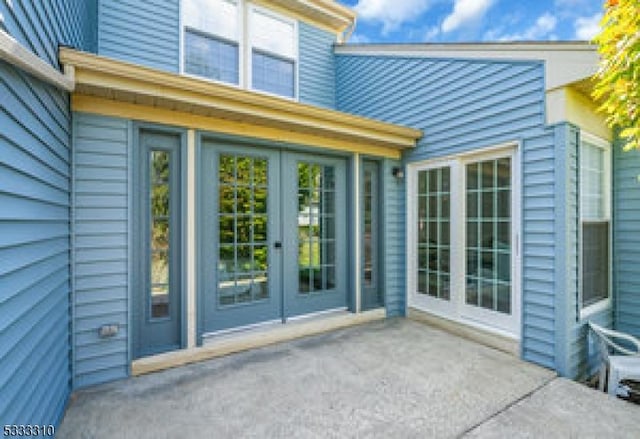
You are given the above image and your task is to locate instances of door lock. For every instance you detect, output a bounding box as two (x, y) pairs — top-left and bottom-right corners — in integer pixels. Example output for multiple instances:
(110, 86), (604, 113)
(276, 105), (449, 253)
(274, 241), (282, 249)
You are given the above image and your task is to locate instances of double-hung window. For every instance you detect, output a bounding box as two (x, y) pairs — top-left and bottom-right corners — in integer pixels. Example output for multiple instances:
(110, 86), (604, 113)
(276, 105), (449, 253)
(182, 1), (298, 99)
(580, 134), (611, 312)
(250, 7), (296, 98)
(183, 0), (240, 85)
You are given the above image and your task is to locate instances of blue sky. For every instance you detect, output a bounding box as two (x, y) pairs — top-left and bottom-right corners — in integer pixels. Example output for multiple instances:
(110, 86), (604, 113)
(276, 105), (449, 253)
(340, 0), (604, 43)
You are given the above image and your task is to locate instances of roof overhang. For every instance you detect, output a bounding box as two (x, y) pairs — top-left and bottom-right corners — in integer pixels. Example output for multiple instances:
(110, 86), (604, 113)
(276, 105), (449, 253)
(254, 0), (355, 34)
(335, 42), (600, 91)
(60, 48), (420, 158)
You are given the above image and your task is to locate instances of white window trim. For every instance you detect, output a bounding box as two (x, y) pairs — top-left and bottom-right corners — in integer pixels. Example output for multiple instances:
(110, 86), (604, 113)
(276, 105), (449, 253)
(247, 3), (299, 101)
(180, 0), (245, 90)
(180, 0), (299, 101)
(407, 158), (459, 318)
(579, 131), (612, 319)
(406, 142), (522, 339)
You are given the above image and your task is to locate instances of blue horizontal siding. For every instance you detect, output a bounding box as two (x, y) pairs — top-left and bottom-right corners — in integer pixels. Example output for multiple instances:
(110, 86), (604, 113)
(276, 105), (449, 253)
(298, 22), (336, 109)
(98, 0), (180, 72)
(0, 0), (93, 426)
(613, 142), (640, 337)
(72, 113), (130, 388)
(552, 123), (587, 379)
(336, 54), (555, 368)
(382, 159), (406, 316)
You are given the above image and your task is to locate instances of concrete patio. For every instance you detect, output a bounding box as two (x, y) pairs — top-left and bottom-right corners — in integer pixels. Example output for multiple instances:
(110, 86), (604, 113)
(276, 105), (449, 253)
(58, 319), (640, 438)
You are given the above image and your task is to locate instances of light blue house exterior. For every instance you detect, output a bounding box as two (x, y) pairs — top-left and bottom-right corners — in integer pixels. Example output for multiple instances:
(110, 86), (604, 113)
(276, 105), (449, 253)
(1, 0), (638, 428)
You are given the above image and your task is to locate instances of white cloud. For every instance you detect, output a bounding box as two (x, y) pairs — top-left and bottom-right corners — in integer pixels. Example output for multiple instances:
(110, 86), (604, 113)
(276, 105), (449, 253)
(354, 0), (434, 34)
(424, 26), (440, 41)
(497, 13), (558, 41)
(349, 33), (371, 44)
(441, 0), (494, 33)
(574, 13), (602, 40)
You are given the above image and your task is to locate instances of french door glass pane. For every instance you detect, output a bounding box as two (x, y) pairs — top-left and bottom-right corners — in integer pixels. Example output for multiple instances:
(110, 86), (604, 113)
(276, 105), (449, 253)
(416, 167), (450, 300)
(217, 154), (269, 306)
(363, 167), (377, 287)
(465, 158), (511, 314)
(298, 163), (336, 293)
(150, 150), (171, 318)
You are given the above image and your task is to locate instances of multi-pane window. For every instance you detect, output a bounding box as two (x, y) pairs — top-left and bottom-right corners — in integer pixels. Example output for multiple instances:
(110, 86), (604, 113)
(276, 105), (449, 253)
(183, 0), (240, 85)
(250, 8), (296, 98)
(217, 154), (269, 306)
(416, 167), (451, 300)
(580, 138), (611, 309)
(411, 149), (518, 335)
(182, 0), (297, 99)
(363, 166), (377, 288)
(466, 158), (511, 314)
(297, 163), (336, 294)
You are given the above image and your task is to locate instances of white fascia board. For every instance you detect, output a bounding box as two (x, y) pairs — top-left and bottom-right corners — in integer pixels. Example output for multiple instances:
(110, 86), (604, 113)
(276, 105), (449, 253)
(0, 29), (74, 91)
(335, 42), (599, 91)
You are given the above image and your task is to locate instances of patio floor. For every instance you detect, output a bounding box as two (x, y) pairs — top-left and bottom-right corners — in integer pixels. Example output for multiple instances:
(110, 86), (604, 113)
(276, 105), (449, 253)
(58, 319), (640, 438)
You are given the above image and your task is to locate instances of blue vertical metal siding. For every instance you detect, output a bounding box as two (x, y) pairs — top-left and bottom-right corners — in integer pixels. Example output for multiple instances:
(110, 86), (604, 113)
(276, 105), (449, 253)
(72, 113), (130, 388)
(0, 0), (93, 426)
(298, 22), (336, 109)
(613, 142), (640, 337)
(98, 0), (180, 72)
(336, 54), (557, 369)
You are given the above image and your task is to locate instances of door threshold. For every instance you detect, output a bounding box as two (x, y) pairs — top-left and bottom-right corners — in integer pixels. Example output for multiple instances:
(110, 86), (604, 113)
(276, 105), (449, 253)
(199, 307), (351, 342)
(408, 307), (520, 356)
(131, 308), (385, 376)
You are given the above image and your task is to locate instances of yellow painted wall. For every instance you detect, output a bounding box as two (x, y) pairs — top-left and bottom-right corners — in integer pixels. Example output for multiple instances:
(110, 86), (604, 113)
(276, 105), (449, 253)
(546, 86), (611, 142)
(565, 86), (612, 142)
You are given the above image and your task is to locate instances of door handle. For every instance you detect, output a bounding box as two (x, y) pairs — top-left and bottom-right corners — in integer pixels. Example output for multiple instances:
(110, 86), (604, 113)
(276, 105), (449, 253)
(274, 241), (282, 249)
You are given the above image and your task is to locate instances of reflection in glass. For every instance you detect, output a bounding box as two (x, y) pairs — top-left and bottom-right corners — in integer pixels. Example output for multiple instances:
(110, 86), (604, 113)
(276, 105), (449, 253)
(217, 154), (270, 306)
(416, 167), (451, 300)
(150, 150), (170, 318)
(298, 162), (337, 294)
(363, 167), (377, 288)
(465, 157), (511, 314)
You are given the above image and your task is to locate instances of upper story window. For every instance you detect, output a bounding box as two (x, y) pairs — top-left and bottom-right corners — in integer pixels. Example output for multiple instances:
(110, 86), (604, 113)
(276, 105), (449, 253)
(183, 0), (240, 84)
(580, 133), (611, 313)
(182, 0), (298, 99)
(183, 0), (240, 85)
(250, 8), (296, 98)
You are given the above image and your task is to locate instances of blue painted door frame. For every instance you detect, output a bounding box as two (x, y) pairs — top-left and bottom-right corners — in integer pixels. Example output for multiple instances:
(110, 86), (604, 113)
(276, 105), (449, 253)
(133, 129), (183, 358)
(282, 152), (348, 319)
(200, 142), (283, 332)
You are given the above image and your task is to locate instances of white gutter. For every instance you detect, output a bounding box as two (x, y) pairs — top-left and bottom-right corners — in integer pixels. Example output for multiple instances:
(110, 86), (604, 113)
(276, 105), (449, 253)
(0, 29), (75, 91)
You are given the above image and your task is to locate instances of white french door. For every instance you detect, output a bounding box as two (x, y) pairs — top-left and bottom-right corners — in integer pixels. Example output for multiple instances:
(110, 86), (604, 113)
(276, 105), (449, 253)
(408, 145), (521, 337)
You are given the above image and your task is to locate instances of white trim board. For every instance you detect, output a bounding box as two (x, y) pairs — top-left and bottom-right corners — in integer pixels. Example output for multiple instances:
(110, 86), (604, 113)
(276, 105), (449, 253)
(335, 42), (598, 91)
(132, 308), (385, 376)
(0, 29), (74, 91)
